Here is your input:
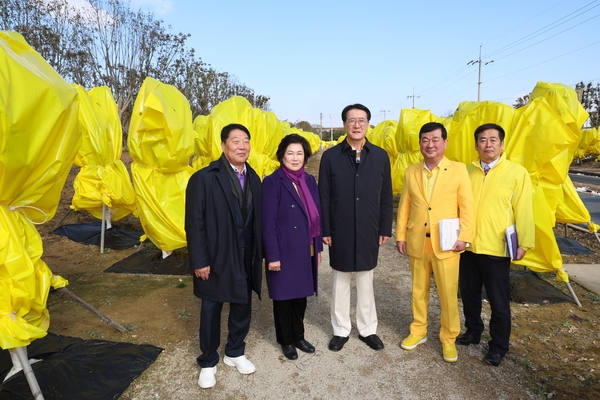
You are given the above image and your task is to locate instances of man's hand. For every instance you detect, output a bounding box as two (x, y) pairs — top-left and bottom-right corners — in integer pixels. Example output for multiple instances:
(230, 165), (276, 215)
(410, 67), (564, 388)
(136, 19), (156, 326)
(379, 235), (390, 245)
(397, 241), (407, 255)
(323, 236), (332, 246)
(514, 247), (527, 261)
(195, 266), (210, 280)
(451, 240), (467, 252)
(268, 261), (281, 271)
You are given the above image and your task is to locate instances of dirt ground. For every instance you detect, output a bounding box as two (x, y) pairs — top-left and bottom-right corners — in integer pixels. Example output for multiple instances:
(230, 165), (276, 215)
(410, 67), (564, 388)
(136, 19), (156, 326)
(32, 153), (600, 399)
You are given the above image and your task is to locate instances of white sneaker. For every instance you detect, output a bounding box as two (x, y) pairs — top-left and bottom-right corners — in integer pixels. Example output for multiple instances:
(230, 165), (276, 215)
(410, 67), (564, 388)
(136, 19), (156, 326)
(223, 355), (256, 374)
(198, 366), (217, 388)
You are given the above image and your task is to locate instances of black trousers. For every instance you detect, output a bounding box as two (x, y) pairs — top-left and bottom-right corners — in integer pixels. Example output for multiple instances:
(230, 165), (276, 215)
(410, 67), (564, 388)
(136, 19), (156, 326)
(459, 251), (511, 356)
(196, 289), (252, 368)
(273, 298), (307, 345)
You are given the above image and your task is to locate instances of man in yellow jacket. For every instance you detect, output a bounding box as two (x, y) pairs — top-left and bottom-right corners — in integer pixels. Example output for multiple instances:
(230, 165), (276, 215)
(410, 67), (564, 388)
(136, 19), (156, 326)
(396, 122), (474, 363)
(457, 123), (534, 367)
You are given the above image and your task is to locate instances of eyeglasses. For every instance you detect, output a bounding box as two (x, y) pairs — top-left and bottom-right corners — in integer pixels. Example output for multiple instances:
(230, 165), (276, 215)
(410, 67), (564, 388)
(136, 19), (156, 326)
(346, 118), (368, 126)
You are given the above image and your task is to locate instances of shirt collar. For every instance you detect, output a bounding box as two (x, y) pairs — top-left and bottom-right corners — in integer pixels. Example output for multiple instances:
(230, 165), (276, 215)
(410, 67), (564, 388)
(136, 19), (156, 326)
(480, 157), (500, 170)
(230, 163), (247, 176)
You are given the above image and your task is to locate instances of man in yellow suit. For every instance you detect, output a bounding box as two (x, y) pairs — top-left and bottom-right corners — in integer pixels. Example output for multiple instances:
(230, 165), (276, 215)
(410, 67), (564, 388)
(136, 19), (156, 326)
(396, 122), (474, 362)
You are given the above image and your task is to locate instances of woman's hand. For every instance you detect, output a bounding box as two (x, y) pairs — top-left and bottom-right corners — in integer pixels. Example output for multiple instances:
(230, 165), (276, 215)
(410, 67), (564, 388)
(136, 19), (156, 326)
(268, 261), (281, 272)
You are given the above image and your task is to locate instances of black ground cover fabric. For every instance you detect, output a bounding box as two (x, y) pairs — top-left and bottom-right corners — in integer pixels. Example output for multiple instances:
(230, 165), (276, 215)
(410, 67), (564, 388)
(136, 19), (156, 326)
(52, 223), (142, 250)
(509, 270), (574, 304)
(105, 249), (190, 276)
(0, 333), (162, 399)
(555, 235), (594, 255)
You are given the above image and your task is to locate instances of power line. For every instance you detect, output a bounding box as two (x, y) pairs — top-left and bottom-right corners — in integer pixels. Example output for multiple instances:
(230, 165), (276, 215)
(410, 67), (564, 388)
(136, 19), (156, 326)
(392, 2), (600, 114)
(422, 40), (600, 111)
(416, 3), (600, 111)
(482, 0), (568, 46)
(486, 0), (599, 59)
(419, 84), (478, 110)
(492, 12), (600, 62)
(414, 0), (599, 100)
(409, 2), (576, 100)
(418, 62), (474, 95)
(485, 39), (600, 82)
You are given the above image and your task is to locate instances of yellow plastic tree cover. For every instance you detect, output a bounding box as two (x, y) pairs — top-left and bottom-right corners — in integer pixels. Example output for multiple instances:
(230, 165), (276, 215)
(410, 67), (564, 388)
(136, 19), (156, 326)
(506, 94), (585, 281)
(367, 120), (396, 148)
(192, 96), (320, 177)
(530, 81), (589, 133)
(574, 128), (600, 158)
(248, 109), (284, 177)
(448, 101), (515, 165)
(388, 108), (441, 194)
(128, 77), (195, 252)
(0, 31), (75, 349)
(526, 83), (590, 225)
(291, 128), (321, 154)
(557, 176), (593, 224)
(191, 114), (210, 170)
(70, 85), (136, 222)
(195, 96), (255, 168)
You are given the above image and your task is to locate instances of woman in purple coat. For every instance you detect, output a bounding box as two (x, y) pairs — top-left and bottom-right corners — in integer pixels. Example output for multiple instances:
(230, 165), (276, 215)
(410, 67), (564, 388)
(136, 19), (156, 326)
(262, 134), (323, 360)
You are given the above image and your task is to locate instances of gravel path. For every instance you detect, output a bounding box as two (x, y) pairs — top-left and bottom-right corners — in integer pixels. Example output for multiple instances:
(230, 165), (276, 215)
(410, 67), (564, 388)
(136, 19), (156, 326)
(122, 238), (533, 399)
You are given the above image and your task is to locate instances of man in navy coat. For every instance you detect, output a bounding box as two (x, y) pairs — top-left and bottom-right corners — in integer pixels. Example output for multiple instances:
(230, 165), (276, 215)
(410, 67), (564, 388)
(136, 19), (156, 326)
(185, 123), (262, 389)
(318, 104), (393, 352)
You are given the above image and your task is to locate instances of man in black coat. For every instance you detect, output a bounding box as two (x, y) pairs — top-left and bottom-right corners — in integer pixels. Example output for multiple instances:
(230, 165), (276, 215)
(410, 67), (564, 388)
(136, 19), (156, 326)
(185, 123), (262, 389)
(318, 104), (393, 352)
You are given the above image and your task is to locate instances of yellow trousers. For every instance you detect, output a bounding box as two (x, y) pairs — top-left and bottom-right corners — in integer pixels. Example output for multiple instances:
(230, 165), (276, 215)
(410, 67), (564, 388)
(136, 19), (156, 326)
(408, 237), (460, 344)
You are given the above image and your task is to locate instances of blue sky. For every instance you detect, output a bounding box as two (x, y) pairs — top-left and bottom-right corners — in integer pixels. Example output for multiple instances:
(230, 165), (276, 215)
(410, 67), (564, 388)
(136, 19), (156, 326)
(130, 0), (599, 127)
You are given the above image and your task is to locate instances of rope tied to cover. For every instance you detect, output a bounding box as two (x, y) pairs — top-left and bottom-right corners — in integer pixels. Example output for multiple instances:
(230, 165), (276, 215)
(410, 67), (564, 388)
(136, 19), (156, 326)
(7, 205), (49, 225)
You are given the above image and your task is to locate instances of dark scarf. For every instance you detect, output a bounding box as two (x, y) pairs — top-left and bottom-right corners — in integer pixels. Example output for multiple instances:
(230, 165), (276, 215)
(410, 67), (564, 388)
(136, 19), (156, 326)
(281, 165), (320, 239)
(221, 155), (252, 221)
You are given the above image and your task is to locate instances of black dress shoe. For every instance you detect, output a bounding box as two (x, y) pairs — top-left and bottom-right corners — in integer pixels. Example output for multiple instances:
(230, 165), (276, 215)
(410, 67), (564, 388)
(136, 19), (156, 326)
(359, 334), (384, 350)
(281, 344), (298, 360)
(457, 333), (481, 346)
(483, 350), (503, 366)
(328, 335), (349, 351)
(294, 339), (315, 353)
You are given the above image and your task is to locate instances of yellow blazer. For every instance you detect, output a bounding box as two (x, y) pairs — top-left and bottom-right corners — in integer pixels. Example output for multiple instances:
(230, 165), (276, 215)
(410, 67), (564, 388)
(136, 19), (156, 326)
(396, 157), (474, 260)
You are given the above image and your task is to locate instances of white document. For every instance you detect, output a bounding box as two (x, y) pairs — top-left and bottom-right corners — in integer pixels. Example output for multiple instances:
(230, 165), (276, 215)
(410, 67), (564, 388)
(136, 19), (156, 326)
(439, 218), (460, 251)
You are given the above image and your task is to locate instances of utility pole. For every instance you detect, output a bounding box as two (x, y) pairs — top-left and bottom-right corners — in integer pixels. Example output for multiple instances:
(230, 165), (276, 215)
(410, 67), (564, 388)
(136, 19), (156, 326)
(380, 108), (390, 120)
(407, 87), (420, 108)
(319, 113), (323, 148)
(467, 46), (493, 101)
(329, 113), (333, 142)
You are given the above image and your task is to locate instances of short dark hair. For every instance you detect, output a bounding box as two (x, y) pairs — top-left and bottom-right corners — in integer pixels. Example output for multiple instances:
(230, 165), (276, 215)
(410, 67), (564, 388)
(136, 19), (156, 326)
(276, 134), (312, 164)
(474, 123), (505, 142)
(419, 122), (447, 140)
(341, 104), (371, 122)
(221, 123), (251, 143)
